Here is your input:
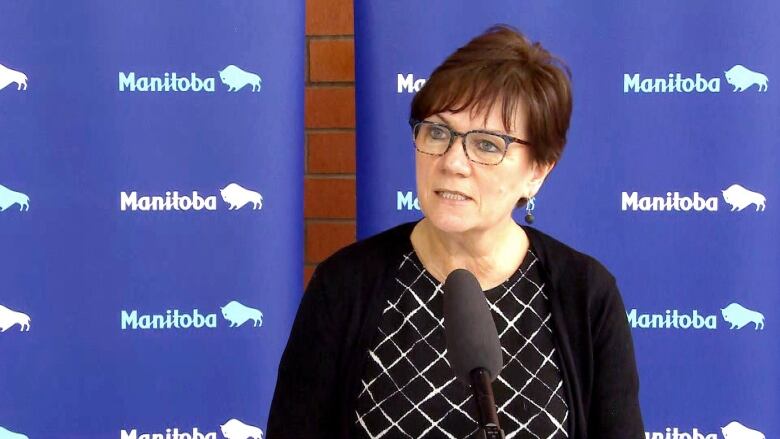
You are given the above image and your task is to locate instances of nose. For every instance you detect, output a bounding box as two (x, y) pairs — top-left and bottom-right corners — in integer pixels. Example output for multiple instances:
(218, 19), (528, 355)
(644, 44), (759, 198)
(440, 134), (472, 176)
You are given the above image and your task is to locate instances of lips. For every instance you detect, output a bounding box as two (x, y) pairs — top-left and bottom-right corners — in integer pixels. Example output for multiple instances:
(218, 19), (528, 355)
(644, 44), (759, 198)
(435, 190), (471, 201)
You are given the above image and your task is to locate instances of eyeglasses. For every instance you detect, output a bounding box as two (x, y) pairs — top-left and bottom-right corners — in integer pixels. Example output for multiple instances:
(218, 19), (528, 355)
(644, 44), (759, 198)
(409, 118), (531, 166)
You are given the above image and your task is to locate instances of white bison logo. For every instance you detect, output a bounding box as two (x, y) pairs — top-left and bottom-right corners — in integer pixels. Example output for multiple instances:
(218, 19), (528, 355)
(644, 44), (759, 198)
(0, 64), (28, 91)
(0, 184), (30, 212)
(220, 418), (263, 439)
(721, 184), (765, 212)
(724, 65), (768, 92)
(721, 303), (765, 330)
(0, 426), (29, 439)
(721, 421), (765, 439)
(220, 183), (262, 210)
(221, 301), (263, 328)
(219, 65), (262, 92)
(0, 304), (31, 332)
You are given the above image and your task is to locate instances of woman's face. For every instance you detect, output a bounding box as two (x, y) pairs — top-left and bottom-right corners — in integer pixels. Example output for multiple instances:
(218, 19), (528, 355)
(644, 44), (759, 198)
(415, 104), (551, 235)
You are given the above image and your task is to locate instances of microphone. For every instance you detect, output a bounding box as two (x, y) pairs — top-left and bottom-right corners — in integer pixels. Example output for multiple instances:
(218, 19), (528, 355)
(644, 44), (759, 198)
(443, 269), (505, 439)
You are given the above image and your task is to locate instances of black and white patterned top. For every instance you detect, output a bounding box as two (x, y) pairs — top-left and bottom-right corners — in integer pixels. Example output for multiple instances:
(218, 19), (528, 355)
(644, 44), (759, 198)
(354, 247), (569, 439)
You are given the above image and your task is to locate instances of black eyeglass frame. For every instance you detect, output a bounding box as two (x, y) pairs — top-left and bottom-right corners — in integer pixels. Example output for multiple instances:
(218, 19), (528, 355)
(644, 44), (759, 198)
(408, 117), (532, 166)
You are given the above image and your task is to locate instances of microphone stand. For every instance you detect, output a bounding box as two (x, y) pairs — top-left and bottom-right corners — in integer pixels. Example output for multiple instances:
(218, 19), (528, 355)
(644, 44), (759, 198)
(470, 368), (505, 439)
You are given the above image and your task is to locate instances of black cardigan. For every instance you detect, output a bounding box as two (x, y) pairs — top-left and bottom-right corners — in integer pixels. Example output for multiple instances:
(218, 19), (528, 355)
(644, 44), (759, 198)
(267, 222), (644, 438)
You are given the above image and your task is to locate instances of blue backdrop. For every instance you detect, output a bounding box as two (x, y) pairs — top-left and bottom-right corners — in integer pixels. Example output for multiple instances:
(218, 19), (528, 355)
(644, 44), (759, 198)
(0, 2), (303, 438)
(356, 1), (778, 437)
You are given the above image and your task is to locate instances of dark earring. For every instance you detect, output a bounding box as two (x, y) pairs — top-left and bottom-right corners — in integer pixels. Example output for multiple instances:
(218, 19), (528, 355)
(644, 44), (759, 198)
(524, 197), (536, 224)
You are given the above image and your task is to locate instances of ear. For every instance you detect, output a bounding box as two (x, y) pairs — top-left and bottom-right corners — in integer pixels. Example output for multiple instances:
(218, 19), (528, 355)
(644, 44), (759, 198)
(526, 161), (555, 196)
(533, 161), (555, 181)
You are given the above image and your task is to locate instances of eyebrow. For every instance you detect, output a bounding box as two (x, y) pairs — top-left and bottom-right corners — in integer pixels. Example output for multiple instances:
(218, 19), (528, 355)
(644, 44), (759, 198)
(427, 114), (512, 137)
(429, 114), (450, 125)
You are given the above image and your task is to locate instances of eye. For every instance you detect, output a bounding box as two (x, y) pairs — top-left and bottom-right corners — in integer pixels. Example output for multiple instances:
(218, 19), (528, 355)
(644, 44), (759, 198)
(428, 126), (448, 140)
(476, 139), (501, 153)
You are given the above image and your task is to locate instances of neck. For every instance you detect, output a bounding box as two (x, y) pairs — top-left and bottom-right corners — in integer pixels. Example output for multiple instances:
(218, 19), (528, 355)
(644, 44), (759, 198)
(411, 217), (528, 290)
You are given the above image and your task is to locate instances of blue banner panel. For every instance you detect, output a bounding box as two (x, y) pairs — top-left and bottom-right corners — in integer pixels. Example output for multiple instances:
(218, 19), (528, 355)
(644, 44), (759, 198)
(0, 2), (303, 438)
(356, 0), (778, 437)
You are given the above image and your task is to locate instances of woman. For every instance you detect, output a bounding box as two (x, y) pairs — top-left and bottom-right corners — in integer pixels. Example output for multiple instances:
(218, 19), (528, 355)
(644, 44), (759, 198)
(268, 25), (643, 438)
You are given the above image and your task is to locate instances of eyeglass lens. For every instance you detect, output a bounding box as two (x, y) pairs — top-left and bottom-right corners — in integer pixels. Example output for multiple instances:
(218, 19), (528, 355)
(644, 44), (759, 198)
(414, 122), (507, 165)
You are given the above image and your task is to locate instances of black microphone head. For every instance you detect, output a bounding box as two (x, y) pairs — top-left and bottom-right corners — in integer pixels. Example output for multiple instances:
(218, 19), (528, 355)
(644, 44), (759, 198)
(442, 269), (503, 386)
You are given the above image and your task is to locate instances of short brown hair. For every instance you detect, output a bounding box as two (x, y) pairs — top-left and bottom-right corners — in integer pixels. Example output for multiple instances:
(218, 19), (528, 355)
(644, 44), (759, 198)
(410, 25), (572, 166)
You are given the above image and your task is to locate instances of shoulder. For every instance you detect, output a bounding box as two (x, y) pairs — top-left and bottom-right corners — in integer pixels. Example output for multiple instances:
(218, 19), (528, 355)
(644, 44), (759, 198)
(524, 227), (636, 354)
(321, 222), (414, 268)
(311, 221), (416, 287)
(523, 226), (615, 287)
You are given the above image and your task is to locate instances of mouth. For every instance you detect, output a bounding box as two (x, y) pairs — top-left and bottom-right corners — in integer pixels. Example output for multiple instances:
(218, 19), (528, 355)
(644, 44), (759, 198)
(435, 190), (472, 201)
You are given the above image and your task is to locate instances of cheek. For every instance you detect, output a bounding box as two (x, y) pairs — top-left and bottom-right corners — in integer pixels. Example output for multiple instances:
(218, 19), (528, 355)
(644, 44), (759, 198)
(498, 158), (536, 200)
(492, 184), (519, 209)
(415, 159), (425, 186)
(415, 157), (433, 208)
(490, 172), (525, 205)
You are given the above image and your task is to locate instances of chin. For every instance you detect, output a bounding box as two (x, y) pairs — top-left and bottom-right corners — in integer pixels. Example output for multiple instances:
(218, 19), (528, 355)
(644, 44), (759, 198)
(424, 211), (477, 234)
(419, 193), (486, 234)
